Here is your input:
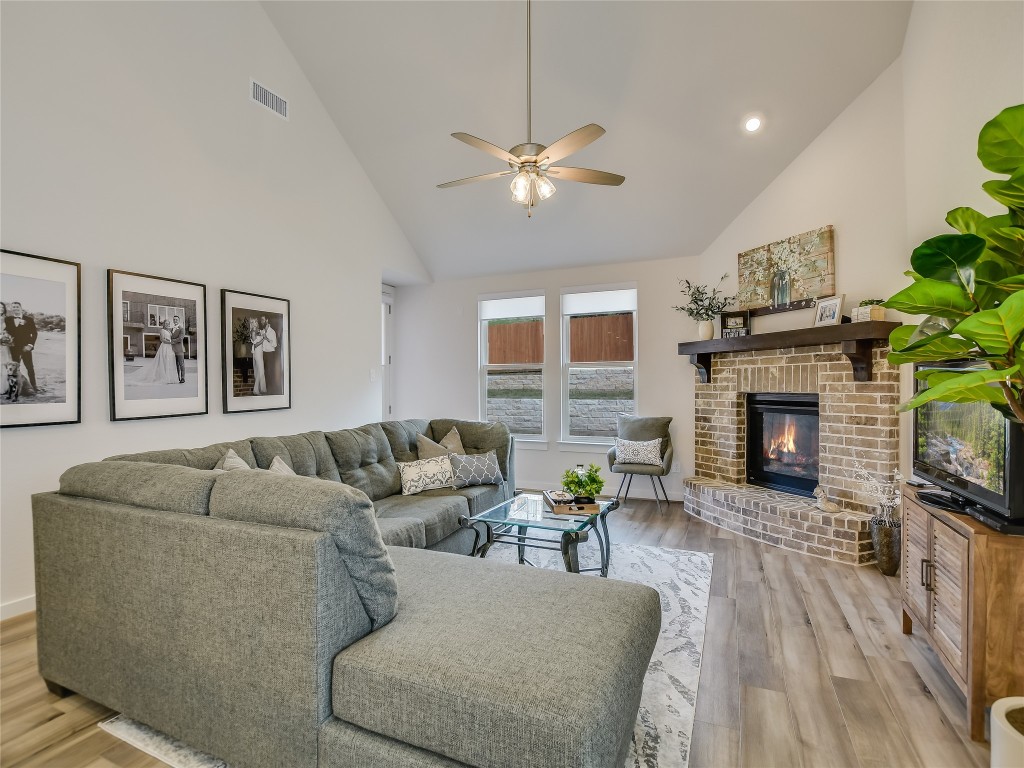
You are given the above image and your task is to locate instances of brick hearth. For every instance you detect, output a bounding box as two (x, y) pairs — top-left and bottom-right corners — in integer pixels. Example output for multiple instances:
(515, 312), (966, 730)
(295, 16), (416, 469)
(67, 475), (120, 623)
(685, 341), (900, 564)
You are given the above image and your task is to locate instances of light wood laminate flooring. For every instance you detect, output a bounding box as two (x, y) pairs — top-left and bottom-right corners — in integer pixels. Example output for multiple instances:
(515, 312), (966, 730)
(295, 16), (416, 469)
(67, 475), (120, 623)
(1, 499), (991, 767)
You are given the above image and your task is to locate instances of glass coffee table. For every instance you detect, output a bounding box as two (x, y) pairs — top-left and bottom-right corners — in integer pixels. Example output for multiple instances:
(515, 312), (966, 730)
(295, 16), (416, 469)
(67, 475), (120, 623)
(460, 493), (618, 576)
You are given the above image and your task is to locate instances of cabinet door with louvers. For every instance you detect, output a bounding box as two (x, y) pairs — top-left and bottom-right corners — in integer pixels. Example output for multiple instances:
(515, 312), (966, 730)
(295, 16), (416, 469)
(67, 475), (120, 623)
(902, 500), (931, 622)
(930, 521), (970, 681)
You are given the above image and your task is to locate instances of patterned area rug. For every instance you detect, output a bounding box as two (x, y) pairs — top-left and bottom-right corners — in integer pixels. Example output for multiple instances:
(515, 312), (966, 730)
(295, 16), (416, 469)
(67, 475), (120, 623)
(99, 714), (226, 767)
(488, 542), (713, 768)
(99, 543), (712, 768)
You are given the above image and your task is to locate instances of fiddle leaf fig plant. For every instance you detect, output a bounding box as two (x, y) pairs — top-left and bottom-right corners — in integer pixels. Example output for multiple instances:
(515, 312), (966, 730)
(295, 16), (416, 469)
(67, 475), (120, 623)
(884, 104), (1024, 423)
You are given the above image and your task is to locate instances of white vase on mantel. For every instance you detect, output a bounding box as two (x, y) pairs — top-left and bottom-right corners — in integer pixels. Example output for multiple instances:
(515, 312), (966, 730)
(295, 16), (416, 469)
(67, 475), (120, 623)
(697, 320), (715, 341)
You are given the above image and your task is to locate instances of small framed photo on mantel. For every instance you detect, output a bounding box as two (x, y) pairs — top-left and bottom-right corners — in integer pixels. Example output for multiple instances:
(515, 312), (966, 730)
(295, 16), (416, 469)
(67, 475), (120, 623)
(813, 294), (845, 327)
(1, 249), (82, 428)
(108, 269), (208, 421)
(221, 289), (291, 414)
(720, 310), (750, 339)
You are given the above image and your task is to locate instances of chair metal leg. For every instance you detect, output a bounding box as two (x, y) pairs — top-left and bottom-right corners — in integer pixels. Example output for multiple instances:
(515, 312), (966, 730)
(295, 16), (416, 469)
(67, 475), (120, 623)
(615, 473), (628, 501)
(649, 475), (663, 513)
(624, 474), (634, 501)
(657, 476), (669, 508)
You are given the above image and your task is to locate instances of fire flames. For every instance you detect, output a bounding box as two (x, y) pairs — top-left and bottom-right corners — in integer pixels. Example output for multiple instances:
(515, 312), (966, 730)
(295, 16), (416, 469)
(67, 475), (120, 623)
(767, 419), (798, 460)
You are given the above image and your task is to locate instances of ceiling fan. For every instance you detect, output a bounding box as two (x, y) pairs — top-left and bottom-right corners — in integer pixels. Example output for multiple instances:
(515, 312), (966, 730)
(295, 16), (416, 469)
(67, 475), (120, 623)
(437, 0), (625, 217)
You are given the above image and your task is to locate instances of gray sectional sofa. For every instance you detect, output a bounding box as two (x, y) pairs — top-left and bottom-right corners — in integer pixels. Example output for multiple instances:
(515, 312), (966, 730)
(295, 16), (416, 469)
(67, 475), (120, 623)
(33, 418), (662, 768)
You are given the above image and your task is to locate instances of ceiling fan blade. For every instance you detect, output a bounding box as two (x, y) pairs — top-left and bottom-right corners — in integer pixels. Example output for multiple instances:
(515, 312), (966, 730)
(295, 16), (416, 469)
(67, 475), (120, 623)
(437, 170), (515, 189)
(546, 166), (625, 186)
(451, 133), (520, 165)
(539, 124), (605, 165)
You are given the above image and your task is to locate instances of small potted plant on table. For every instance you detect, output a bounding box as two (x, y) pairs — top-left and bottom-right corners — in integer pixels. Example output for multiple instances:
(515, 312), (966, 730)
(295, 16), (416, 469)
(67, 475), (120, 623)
(562, 463), (605, 505)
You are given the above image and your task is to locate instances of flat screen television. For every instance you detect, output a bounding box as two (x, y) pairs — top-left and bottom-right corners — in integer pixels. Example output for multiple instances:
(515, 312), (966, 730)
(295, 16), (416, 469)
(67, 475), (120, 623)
(913, 362), (1024, 532)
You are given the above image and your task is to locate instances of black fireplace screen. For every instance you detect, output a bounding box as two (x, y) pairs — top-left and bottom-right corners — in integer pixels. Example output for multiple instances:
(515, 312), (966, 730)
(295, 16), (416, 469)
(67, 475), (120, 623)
(747, 394), (820, 497)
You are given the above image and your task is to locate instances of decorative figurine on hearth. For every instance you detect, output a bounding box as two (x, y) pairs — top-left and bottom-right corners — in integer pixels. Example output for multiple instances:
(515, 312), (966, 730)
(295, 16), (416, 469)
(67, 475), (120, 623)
(812, 485), (840, 513)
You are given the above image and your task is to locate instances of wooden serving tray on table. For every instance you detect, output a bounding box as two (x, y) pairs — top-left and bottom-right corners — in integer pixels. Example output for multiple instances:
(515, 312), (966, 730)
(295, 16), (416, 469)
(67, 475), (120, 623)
(543, 490), (601, 516)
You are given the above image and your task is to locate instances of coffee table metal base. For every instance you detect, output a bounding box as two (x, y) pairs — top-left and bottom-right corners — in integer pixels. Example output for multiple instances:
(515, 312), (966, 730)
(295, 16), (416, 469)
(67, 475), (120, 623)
(461, 508), (613, 576)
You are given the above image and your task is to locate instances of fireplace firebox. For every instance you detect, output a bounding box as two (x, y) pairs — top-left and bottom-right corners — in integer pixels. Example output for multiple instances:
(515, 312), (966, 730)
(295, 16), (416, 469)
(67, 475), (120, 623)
(746, 393), (820, 497)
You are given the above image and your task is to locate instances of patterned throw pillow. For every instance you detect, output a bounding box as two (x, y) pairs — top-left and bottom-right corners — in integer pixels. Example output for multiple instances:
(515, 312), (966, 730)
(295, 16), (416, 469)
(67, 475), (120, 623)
(615, 437), (662, 466)
(398, 456), (455, 495)
(450, 451), (504, 489)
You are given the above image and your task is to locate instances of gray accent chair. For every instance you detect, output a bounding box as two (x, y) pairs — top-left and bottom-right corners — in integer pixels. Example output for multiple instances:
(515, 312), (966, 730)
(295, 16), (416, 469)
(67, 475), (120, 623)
(607, 414), (673, 510)
(33, 419), (663, 768)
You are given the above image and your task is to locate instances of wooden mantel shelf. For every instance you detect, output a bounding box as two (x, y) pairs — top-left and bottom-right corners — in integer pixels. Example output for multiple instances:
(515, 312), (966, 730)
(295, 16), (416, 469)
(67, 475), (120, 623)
(677, 320), (901, 383)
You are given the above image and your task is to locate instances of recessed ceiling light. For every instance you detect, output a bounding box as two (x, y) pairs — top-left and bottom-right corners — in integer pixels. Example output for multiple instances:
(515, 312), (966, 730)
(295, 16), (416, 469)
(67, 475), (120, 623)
(744, 116), (762, 133)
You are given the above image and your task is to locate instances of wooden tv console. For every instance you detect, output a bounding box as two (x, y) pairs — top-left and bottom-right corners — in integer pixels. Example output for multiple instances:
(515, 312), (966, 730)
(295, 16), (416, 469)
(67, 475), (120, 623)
(900, 486), (1024, 740)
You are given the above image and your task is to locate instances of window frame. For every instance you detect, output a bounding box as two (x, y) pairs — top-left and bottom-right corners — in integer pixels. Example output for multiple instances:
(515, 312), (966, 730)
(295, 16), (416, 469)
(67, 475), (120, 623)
(560, 286), (638, 444)
(478, 291), (546, 440)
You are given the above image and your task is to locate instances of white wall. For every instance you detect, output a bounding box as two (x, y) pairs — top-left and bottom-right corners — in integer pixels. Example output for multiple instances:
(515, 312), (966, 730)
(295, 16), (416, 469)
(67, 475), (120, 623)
(0, 2), (427, 617)
(395, 59), (909, 496)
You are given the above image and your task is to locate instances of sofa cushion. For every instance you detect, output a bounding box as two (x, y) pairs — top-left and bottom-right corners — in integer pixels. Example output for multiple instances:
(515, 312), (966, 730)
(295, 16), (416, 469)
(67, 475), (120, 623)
(106, 439), (258, 470)
(325, 424), (402, 501)
(250, 431), (341, 482)
(380, 420), (431, 463)
(373, 494), (468, 547)
(428, 419), (511, 482)
(332, 546), (662, 768)
(209, 472), (397, 630)
(375, 517), (426, 549)
(60, 461), (218, 516)
(416, 484), (504, 516)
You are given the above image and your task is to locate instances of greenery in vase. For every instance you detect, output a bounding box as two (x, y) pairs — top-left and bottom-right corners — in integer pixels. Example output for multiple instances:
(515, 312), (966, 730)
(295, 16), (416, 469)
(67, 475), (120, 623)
(883, 104), (1024, 423)
(233, 317), (251, 346)
(562, 464), (605, 498)
(859, 299), (885, 307)
(673, 273), (737, 321)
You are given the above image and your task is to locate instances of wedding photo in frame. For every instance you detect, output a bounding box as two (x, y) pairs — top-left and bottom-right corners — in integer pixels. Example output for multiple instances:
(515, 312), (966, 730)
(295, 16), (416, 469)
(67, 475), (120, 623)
(1, 249), (81, 428)
(221, 289), (291, 414)
(108, 269), (208, 421)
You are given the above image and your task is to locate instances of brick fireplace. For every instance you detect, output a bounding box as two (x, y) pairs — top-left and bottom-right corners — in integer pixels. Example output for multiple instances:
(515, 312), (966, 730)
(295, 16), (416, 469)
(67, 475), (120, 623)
(678, 323), (901, 564)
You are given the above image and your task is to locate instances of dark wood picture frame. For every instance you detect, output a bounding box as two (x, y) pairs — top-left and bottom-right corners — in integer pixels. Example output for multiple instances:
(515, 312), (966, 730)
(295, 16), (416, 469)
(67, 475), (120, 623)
(720, 309), (751, 339)
(107, 269), (208, 421)
(1, 249), (82, 428)
(221, 288), (291, 414)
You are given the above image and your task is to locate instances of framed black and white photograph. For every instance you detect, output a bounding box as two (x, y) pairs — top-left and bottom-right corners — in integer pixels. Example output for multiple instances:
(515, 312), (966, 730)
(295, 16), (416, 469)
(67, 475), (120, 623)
(108, 269), (207, 421)
(720, 310), (750, 339)
(813, 294), (844, 327)
(1, 249), (81, 428)
(221, 289), (290, 413)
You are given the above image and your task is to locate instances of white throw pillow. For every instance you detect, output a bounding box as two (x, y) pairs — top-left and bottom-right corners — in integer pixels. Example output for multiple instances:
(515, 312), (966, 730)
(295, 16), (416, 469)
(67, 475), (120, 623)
(216, 448), (252, 472)
(268, 455), (296, 475)
(615, 437), (662, 466)
(398, 455), (455, 495)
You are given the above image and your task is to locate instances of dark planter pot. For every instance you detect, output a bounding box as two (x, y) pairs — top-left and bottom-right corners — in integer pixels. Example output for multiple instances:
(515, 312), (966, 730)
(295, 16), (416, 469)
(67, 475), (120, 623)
(573, 496), (595, 505)
(871, 518), (902, 577)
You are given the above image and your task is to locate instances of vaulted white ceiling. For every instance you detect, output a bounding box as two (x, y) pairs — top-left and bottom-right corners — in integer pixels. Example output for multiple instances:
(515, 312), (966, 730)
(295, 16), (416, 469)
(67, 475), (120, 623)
(263, 1), (912, 280)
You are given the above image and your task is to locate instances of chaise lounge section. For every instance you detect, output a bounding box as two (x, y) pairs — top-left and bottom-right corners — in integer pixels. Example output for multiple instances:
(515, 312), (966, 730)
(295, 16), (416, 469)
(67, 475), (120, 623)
(33, 418), (662, 768)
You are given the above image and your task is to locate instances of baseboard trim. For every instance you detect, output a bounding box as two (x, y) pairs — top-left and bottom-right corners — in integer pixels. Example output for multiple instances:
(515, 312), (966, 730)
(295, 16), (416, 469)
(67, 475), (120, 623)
(1, 595), (36, 621)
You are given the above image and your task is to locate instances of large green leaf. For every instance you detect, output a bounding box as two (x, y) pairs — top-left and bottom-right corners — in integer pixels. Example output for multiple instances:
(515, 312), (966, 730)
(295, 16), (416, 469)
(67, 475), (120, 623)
(910, 234), (984, 292)
(883, 279), (976, 319)
(977, 104), (1024, 174)
(951, 289), (1024, 354)
(888, 330), (977, 365)
(946, 207), (989, 234)
(913, 369), (1011, 405)
(986, 226), (1024, 266)
(983, 166), (1024, 212)
(900, 364), (1020, 412)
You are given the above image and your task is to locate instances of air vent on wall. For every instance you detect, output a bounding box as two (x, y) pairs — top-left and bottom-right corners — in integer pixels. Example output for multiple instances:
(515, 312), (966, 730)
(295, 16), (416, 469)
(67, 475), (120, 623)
(250, 79), (288, 120)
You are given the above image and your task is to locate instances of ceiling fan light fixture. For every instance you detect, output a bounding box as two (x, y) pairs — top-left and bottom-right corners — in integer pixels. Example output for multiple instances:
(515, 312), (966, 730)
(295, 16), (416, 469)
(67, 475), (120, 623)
(534, 173), (556, 201)
(510, 170), (533, 204)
